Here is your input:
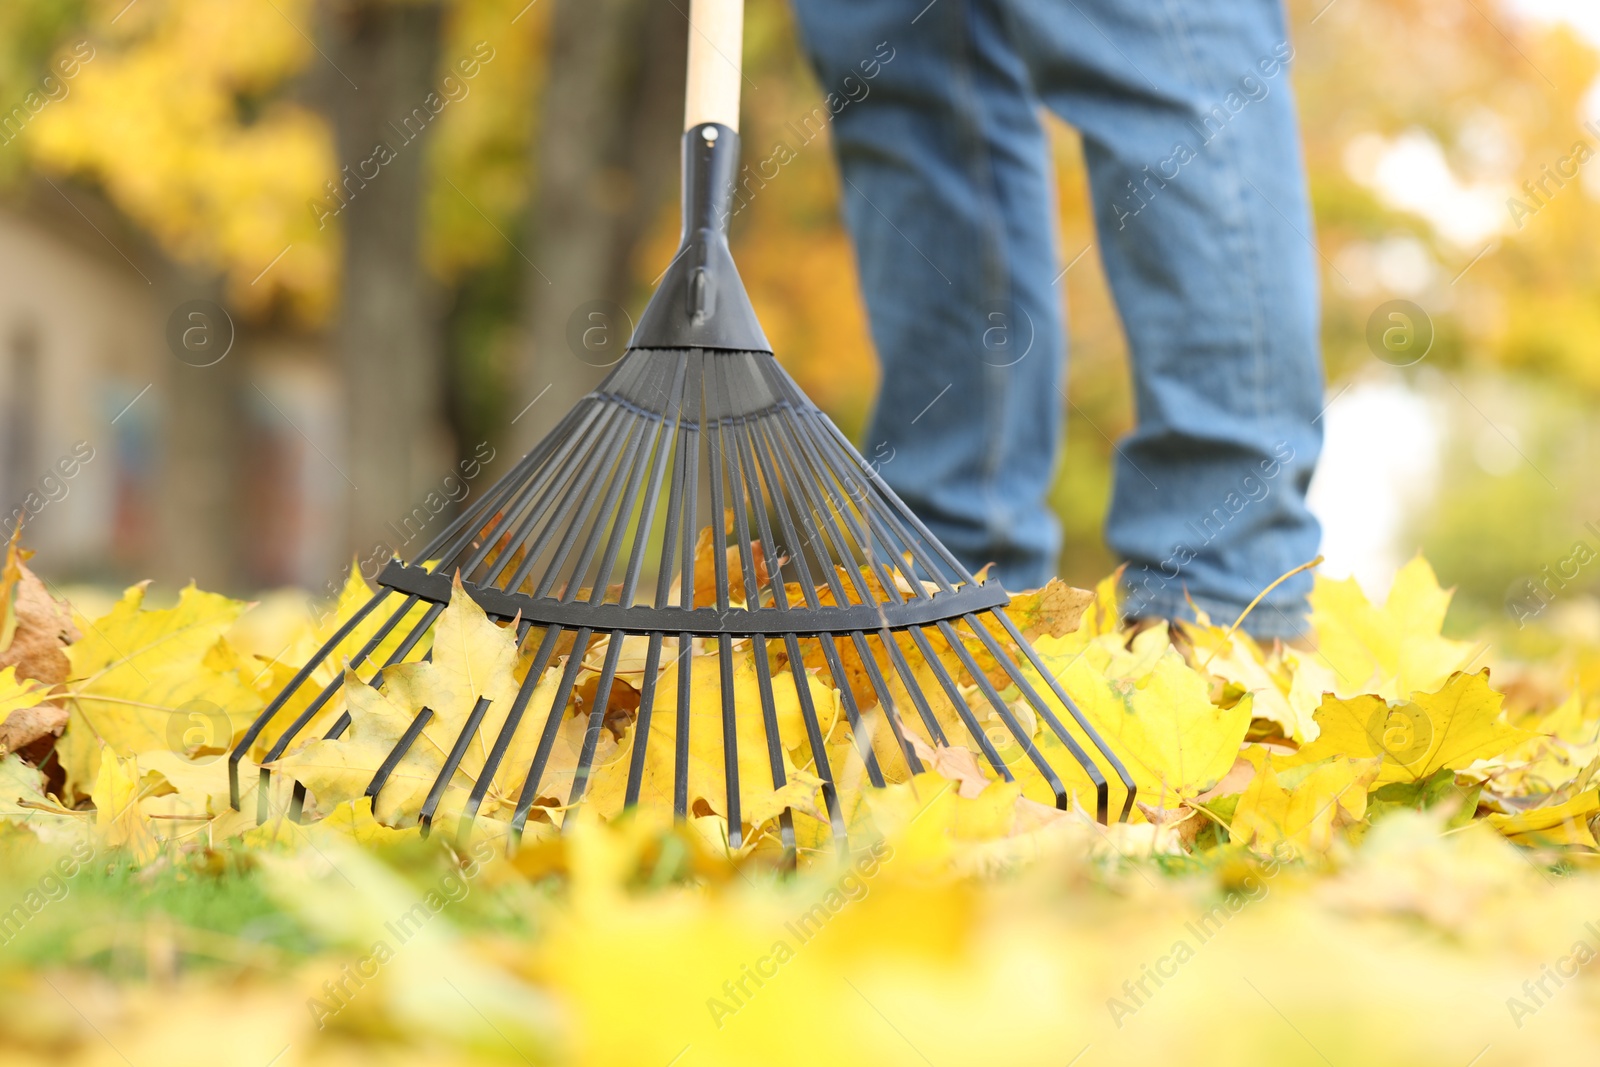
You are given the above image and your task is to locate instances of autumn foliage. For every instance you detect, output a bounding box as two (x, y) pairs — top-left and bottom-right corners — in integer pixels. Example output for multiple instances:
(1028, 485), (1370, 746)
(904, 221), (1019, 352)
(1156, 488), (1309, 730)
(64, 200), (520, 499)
(3, 526), (1600, 1064)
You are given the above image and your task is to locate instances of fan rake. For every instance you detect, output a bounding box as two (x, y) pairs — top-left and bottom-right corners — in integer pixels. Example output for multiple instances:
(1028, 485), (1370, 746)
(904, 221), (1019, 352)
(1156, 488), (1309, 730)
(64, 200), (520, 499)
(229, 0), (1134, 850)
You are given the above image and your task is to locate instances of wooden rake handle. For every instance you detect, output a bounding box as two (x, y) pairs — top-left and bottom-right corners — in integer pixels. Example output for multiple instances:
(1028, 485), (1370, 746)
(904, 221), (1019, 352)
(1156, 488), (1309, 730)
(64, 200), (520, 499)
(683, 0), (743, 131)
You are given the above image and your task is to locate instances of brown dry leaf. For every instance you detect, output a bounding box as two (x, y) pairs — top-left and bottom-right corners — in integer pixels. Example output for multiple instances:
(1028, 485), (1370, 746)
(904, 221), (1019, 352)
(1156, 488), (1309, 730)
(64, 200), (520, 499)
(1005, 578), (1095, 641)
(0, 530), (81, 688)
(0, 701), (68, 755)
(1135, 801), (1205, 852)
(908, 732), (996, 798)
(691, 512), (774, 608)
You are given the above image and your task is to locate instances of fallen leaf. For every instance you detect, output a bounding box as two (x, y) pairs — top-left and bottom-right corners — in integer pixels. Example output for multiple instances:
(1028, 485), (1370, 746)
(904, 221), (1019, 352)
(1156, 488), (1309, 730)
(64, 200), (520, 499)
(1294, 670), (1534, 786)
(1308, 557), (1479, 701)
(1005, 578), (1094, 641)
(0, 665), (57, 754)
(1232, 753), (1379, 855)
(0, 530), (81, 689)
(57, 583), (263, 797)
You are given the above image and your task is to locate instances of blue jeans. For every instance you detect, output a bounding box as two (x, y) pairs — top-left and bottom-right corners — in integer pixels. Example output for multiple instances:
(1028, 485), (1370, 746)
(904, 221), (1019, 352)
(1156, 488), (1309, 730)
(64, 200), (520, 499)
(793, 0), (1324, 639)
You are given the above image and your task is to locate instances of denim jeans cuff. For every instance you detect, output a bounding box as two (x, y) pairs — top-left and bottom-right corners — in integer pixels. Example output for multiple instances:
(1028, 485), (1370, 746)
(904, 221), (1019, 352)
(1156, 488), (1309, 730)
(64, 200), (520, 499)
(1118, 585), (1312, 643)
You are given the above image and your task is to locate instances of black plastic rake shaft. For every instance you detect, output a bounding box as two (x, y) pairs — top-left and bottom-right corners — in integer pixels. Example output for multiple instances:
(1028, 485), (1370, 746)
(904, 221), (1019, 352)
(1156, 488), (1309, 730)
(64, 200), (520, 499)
(231, 111), (1137, 847)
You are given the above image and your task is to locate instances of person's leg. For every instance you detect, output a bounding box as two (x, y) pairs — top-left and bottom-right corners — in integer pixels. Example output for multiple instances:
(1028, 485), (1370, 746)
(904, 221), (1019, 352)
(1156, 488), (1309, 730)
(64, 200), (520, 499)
(1002, 0), (1324, 638)
(790, 0), (1063, 591)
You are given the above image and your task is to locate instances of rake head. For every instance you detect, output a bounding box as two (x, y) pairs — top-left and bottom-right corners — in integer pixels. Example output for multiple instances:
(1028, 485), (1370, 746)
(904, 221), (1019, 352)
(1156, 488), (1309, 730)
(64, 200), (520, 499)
(230, 123), (1135, 851)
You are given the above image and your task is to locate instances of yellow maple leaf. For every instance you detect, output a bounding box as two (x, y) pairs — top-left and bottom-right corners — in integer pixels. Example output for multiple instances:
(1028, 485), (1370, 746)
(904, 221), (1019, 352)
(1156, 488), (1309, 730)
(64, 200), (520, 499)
(1488, 790), (1600, 849)
(240, 566), (433, 760)
(1018, 629), (1252, 812)
(624, 638), (840, 835)
(1308, 557), (1478, 702)
(272, 574), (530, 829)
(57, 583), (264, 797)
(91, 748), (161, 865)
(1182, 612), (1313, 741)
(1294, 670), (1533, 785)
(1232, 753), (1379, 855)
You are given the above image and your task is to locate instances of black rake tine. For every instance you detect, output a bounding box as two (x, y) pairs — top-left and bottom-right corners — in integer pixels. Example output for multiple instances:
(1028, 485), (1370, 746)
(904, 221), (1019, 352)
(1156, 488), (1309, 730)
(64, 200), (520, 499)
(588, 399), (671, 606)
(403, 402), (598, 589)
(535, 411), (647, 600)
(794, 411), (927, 602)
(937, 618), (1068, 808)
(254, 595), (441, 824)
(755, 364), (909, 601)
(850, 631), (922, 776)
(417, 412), (579, 573)
(459, 405), (614, 586)
(908, 626), (1013, 781)
(716, 365), (764, 611)
(987, 607), (1136, 820)
(727, 399), (802, 854)
(265, 596), (423, 766)
(748, 414), (817, 607)
(230, 587), (392, 809)
(509, 626), (594, 839)
(278, 597), (449, 820)
(765, 409), (876, 607)
(754, 415), (835, 607)
(568, 631), (625, 806)
(879, 626), (949, 748)
(670, 355), (703, 820)
(560, 416), (652, 604)
(366, 707), (435, 805)
(624, 632), (666, 808)
(818, 637), (886, 788)
(509, 407), (637, 596)
(706, 403), (733, 612)
(969, 615), (1110, 822)
(674, 630), (694, 818)
(622, 356), (688, 609)
(717, 633), (743, 848)
(729, 407), (785, 611)
(790, 377), (978, 586)
(750, 633), (797, 860)
(460, 625), (565, 834)
(418, 695), (496, 834)
(784, 632), (846, 849)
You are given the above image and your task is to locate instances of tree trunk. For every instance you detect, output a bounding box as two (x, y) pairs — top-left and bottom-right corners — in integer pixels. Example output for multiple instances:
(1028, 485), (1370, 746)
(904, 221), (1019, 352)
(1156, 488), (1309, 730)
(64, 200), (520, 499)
(324, 0), (448, 561)
(155, 271), (247, 590)
(512, 0), (687, 452)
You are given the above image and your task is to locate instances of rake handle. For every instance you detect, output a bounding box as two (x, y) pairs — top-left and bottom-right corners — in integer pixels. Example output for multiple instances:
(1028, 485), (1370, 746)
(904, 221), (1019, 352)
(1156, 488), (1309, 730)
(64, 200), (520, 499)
(684, 0), (743, 132)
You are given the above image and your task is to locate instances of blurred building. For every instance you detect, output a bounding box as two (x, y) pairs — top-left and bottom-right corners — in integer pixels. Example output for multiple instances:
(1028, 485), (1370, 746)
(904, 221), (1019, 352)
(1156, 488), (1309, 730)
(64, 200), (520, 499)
(0, 192), (345, 591)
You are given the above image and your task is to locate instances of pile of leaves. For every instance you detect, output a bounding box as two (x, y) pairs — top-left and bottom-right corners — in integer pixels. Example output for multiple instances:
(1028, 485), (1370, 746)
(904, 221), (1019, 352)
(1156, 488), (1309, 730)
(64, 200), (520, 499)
(3, 530), (1599, 1065)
